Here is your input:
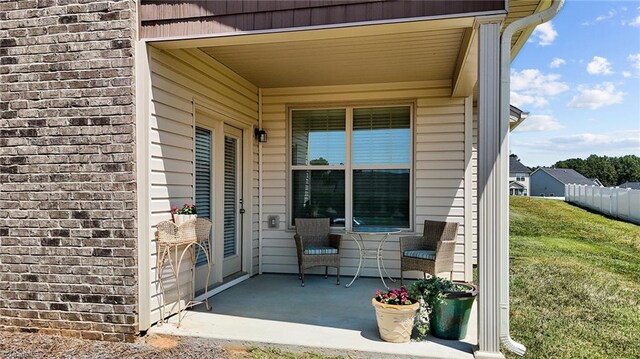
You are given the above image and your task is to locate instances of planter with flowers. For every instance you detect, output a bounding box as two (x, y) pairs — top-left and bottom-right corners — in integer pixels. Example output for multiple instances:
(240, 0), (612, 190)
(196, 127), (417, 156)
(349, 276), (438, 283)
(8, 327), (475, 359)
(409, 277), (477, 340)
(171, 204), (197, 226)
(371, 287), (419, 343)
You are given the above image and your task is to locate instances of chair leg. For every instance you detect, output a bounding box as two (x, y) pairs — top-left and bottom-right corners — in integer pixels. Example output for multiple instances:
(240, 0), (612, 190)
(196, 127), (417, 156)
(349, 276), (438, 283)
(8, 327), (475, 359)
(325, 266), (328, 279)
(301, 267), (305, 287)
(336, 267), (340, 285)
(400, 270), (404, 287)
(424, 272), (427, 279)
(298, 265), (302, 280)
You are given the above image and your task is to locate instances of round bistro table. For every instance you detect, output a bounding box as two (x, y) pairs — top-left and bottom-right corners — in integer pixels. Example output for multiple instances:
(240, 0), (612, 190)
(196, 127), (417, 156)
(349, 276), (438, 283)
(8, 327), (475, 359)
(345, 226), (401, 289)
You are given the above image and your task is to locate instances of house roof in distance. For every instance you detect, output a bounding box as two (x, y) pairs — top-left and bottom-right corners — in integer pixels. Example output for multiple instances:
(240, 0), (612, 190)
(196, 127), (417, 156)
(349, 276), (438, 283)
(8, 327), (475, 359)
(509, 156), (531, 174)
(620, 182), (640, 190)
(509, 181), (526, 189)
(534, 168), (600, 186)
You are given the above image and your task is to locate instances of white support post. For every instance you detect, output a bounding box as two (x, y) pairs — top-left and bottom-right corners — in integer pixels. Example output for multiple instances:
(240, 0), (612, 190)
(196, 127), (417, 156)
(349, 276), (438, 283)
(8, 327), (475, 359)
(475, 20), (505, 359)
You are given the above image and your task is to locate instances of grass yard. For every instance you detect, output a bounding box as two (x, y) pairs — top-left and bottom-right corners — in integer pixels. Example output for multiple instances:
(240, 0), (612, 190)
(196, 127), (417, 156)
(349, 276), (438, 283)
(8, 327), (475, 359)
(507, 197), (640, 359)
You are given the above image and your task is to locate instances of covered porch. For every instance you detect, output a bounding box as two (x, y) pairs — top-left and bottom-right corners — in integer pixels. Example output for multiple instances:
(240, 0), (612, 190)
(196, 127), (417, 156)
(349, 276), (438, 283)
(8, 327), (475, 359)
(134, 2), (561, 356)
(149, 274), (477, 359)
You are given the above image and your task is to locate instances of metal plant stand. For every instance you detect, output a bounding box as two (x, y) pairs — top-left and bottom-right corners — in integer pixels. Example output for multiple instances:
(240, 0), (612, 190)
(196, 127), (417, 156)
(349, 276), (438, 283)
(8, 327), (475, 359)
(155, 218), (212, 328)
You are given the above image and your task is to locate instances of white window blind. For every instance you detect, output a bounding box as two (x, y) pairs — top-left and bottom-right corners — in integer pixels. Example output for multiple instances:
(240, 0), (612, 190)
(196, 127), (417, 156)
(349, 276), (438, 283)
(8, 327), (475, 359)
(194, 127), (212, 267)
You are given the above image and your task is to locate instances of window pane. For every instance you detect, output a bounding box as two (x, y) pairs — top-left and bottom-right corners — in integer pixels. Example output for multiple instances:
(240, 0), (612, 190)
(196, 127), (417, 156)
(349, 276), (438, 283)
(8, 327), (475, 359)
(292, 170), (345, 226)
(353, 169), (410, 228)
(292, 109), (346, 166)
(353, 106), (410, 165)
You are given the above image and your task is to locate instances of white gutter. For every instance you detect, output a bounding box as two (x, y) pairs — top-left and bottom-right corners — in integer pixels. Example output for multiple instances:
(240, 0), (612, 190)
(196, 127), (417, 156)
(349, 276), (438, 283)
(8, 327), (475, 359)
(499, 0), (564, 356)
(258, 88), (264, 275)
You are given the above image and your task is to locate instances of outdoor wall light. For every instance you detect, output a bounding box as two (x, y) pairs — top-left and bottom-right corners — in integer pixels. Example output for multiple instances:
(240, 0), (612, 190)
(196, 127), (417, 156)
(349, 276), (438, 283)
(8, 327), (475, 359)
(254, 128), (267, 143)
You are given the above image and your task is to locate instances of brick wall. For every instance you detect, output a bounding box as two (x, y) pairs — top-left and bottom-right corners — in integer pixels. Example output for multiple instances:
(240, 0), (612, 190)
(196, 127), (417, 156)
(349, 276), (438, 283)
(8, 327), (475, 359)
(0, 0), (138, 342)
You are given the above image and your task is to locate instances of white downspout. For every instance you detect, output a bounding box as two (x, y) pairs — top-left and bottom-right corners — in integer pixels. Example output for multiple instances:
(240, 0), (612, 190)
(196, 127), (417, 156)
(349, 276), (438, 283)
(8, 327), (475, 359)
(499, 0), (564, 355)
(258, 88), (264, 275)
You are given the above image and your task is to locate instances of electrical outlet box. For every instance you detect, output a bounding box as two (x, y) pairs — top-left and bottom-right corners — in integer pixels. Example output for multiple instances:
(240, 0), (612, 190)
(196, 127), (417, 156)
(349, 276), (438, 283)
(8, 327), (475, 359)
(268, 215), (279, 228)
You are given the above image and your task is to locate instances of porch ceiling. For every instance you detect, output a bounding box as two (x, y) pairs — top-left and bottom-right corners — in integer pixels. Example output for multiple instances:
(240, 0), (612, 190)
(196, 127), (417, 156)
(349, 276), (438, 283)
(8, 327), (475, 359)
(198, 28), (466, 88)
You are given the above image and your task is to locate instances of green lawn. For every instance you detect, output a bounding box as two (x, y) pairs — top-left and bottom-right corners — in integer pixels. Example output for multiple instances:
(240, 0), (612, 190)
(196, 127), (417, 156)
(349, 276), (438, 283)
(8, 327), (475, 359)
(507, 197), (640, 359)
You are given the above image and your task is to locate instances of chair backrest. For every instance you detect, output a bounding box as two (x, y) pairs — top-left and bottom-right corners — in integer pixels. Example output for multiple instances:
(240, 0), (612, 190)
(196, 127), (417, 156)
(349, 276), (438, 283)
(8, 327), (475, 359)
(295, 218), (330, 246)
(423, 219), (459, 243)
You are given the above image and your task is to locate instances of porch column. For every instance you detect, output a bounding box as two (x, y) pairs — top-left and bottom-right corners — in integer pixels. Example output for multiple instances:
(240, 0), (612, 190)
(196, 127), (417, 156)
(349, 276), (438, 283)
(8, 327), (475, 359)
(475, 20), (505, 359)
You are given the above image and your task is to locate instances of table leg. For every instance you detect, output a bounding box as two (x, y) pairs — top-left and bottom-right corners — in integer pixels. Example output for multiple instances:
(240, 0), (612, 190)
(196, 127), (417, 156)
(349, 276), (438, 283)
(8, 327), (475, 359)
(175, 242), (194, 328)
(376, 234), (390, 289)
(378, 233), (396, 283)
(345, 233), (364, 288)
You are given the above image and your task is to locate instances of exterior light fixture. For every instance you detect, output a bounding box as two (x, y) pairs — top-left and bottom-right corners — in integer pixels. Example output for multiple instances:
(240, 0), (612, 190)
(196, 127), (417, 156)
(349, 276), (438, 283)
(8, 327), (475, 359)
(254, 128), (267, 143)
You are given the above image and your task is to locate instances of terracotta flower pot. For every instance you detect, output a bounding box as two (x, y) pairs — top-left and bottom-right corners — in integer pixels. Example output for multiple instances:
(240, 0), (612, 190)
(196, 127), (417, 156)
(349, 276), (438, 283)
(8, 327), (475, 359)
(173, 214), (197, 226)
(371, 298), (419, 343)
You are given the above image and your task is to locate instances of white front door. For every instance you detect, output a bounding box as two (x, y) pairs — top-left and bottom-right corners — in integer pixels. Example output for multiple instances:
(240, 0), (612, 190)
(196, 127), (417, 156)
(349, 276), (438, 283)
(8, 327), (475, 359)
(222, 124), (243, 278)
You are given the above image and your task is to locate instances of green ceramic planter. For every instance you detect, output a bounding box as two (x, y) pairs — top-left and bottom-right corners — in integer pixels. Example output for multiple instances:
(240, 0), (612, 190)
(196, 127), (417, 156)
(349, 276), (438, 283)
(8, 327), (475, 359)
(430, 283), (478, 340)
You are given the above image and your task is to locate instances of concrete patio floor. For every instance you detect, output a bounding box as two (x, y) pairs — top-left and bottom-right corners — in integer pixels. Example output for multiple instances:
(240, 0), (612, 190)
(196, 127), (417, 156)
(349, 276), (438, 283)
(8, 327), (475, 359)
(149, 274), (477, 359)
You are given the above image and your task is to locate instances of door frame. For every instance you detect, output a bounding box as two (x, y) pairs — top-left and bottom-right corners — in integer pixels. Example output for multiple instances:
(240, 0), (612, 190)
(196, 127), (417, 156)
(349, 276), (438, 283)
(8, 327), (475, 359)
(194, 98), (254, 286)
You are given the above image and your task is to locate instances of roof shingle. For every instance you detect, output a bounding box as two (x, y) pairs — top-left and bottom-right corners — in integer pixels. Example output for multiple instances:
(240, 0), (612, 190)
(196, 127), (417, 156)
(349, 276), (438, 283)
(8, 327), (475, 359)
(536, 168), (599, 186)
(509, 157), (531, 174)
(620, 182), (640, 190)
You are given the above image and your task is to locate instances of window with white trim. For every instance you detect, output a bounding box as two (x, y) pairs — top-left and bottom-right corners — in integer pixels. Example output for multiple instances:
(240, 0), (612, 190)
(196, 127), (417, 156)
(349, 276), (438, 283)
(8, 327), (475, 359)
(290, 106), (412, 229)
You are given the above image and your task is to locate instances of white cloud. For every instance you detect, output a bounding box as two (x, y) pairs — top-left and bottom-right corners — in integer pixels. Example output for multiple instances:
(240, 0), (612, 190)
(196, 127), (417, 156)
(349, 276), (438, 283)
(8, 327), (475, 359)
(583, 9), (617, 25)
(596, 9), (617, 22)
(510, 69), (569, 108)
(567, 82), (625, 109)
(629, 15), (640, 27)
(629, 53), (640, 70)
(586, 56), (613, 75)
(512, 130), (640, 157)
(549, 57), (566, 68)
(621, 54), (640, 78)
(532, 22), (557, 46)
(515, 114), (565, 132)
(550, 131), (640, 151)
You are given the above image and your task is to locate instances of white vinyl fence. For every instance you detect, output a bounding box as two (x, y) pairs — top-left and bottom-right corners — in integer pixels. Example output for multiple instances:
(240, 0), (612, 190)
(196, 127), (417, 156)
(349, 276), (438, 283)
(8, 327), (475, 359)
(565, 184), (640, 225)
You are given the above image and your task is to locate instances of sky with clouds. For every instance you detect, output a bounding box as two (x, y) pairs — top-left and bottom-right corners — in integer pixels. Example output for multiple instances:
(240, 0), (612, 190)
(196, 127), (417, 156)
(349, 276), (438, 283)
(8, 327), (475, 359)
(510, 0), (640, 167)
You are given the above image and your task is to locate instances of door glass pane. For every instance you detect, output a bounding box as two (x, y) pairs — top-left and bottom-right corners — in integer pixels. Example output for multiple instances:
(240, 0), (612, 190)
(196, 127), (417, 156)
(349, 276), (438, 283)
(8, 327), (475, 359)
(195, 127), (211, 267)
(292, 170), (345, 226)
(353, 107), (410, 165)
(224, 136), (237, 258)
(291, 109), (346, 166)
(353, 169), (410, 228)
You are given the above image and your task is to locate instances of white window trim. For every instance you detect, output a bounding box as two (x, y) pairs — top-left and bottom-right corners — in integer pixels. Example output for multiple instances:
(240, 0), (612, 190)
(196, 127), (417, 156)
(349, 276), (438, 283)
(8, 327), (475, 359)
(287, 104), (414, 231)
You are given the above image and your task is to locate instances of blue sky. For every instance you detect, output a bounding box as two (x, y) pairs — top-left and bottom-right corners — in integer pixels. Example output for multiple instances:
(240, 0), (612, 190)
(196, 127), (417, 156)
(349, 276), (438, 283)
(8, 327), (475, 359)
(510, 0), (640, 167)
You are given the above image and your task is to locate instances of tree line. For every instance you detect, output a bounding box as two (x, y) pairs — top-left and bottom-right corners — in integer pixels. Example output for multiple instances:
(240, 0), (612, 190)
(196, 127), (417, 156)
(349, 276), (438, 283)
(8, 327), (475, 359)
(531, 155), (640, 187)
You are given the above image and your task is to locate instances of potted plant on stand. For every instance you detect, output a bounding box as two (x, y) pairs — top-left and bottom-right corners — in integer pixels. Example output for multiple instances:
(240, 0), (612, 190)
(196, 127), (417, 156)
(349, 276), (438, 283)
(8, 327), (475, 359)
(171, 204), (197, 226)
(409, 277), (478, 340)
(371, 287), (419, 343)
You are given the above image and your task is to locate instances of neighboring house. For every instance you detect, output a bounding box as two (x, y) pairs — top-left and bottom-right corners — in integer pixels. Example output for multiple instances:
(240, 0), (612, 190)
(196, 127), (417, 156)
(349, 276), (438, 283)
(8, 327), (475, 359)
(509, 156), (531, 196)
(531, 168), (601, 197)
(619, 181), (640, 190)
(0, 1), (564, 358)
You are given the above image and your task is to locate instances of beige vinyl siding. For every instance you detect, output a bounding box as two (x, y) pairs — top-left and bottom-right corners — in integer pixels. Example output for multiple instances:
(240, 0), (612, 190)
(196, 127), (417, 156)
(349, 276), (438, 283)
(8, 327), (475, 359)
(260, 81), (471, 281)
(146, 46), (258, 327)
